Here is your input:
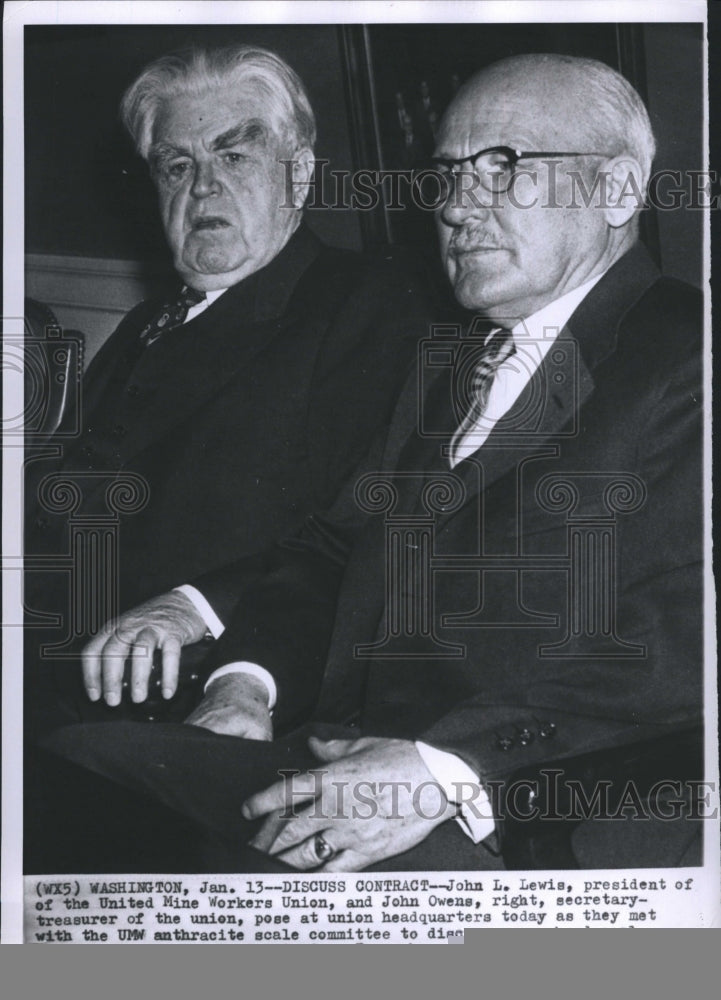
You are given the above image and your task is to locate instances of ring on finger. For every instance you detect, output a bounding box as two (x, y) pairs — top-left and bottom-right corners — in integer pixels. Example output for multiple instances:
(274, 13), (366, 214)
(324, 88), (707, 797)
(313, 833), (335, 863)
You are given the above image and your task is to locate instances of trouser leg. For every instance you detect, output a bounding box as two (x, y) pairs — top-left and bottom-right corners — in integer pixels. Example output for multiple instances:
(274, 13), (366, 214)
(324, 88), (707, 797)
(42, 721), (505, 872)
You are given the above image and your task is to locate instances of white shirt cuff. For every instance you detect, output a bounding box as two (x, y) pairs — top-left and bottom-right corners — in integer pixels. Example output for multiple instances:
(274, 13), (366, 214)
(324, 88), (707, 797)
(204, 662), (277, 711)
(415, 741), (495, 843)
(174, 584), (225, 638)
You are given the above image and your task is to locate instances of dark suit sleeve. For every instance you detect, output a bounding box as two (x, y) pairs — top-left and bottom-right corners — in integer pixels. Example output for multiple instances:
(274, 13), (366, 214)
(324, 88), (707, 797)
(191, 432), (388, 729)
(188, 248), (437, 627)
(304, 250), (436, 510)
(418, 330), (704, 786)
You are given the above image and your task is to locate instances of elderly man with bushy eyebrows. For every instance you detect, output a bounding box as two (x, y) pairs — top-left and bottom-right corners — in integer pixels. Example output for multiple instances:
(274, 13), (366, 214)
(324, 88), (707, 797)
(24, 45), (429, 736)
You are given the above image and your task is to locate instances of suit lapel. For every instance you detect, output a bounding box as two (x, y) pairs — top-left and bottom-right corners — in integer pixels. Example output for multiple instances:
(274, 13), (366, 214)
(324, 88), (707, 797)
(420, 242), (662, 526)
(446, 333), (594, 508)
(374, 328), (594, 528)
(80, 301), (159, 417)
(321, 243), (663, 713)
(97, 226), (322, 465)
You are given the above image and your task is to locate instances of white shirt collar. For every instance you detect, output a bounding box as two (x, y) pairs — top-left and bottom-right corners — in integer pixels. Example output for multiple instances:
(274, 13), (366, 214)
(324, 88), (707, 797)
(507, 269), (608, 348)
(184, 287), (227, 324)
(450, 267), (610, 468)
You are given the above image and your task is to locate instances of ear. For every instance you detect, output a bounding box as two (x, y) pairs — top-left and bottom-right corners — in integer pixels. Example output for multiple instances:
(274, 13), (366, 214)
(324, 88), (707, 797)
(603, 155), (646, 228)
(289, 146), (315, 209)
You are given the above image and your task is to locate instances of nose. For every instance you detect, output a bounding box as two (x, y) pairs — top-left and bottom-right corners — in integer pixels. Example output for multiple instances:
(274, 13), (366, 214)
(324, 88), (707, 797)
(191, 159), (221, 199)
(438, 170), (493, 227)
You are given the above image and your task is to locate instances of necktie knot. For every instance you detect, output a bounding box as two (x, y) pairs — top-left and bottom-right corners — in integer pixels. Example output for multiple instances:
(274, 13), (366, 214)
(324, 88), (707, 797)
(484, 325), (515, 362)
(139, 285), (206, 347)
(179, 285), (206, 310)
(467, 327), (515, 404)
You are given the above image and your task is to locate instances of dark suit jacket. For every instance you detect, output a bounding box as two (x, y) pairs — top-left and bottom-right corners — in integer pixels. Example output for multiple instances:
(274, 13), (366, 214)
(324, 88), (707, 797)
(201, 241), (703, 802)
(24, 225), (432, 724)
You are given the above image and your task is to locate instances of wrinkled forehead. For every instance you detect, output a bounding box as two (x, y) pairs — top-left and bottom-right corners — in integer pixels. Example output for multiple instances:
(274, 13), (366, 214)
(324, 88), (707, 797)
(435, 70), (587, 156)
(151, 83), (284, 147)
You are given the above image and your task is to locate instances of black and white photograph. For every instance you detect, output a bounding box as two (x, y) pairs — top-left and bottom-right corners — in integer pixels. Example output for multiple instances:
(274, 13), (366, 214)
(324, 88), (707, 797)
(2, 0), (718, 943)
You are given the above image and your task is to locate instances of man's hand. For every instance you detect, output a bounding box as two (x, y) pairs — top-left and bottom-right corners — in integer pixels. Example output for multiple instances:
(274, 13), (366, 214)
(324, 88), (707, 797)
(81, 591), (207, 706)
(184, 673), (273, 741)
(243, 736), (456, 870)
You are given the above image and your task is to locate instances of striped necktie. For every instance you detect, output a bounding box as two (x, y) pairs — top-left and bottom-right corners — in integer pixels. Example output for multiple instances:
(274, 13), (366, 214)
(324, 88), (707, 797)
(139, 285), (206, 348)
(449, 327), (516, 466)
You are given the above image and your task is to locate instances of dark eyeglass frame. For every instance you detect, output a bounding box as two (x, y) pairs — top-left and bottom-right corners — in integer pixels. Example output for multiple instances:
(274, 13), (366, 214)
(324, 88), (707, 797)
(427, 145), (609, 194)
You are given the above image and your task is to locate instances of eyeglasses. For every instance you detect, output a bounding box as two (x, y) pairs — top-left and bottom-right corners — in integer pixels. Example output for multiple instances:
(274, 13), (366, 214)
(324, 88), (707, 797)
(416, 145), (608, 205)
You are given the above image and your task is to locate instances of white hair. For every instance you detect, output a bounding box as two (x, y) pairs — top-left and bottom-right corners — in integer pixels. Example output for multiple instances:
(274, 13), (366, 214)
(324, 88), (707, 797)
(120, 45), (316, 160)
(480, 54), (657, 190)
(565, 55), (656, 189)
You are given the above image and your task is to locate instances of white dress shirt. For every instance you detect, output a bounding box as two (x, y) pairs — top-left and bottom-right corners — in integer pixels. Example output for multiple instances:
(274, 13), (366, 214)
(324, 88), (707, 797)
(184, 288), (225, 322)
(449, 272), (605, 465)
(178, 269), (607, 843)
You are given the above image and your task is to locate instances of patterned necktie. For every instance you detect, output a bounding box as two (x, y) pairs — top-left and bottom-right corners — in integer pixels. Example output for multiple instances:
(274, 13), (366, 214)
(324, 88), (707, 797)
(139, 285), (206, 348)
(449, 327), (516, 466)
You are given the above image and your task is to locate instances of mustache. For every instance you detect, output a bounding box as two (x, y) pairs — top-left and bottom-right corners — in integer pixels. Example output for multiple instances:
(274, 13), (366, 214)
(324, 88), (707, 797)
(449, 227), (503, 254)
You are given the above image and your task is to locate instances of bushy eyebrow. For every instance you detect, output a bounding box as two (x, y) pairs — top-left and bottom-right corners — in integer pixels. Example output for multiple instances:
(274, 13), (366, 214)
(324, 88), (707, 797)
(149, 118), (269, 168)
(149, 141), (191, 167)
(211, 118), (268, 151)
